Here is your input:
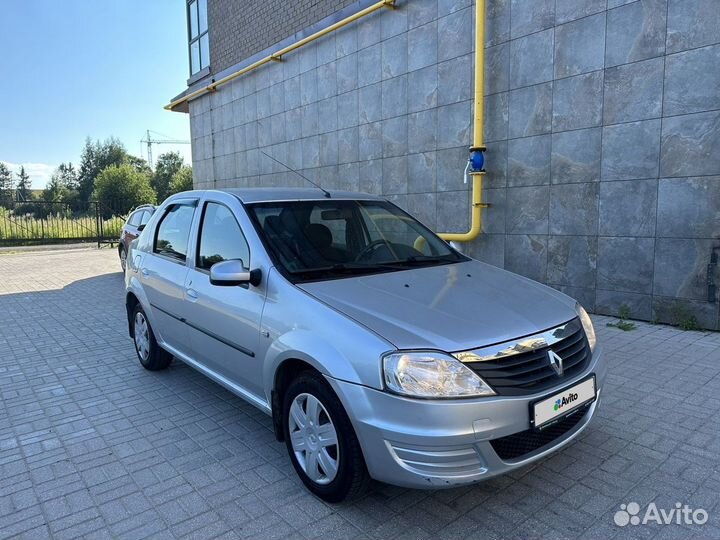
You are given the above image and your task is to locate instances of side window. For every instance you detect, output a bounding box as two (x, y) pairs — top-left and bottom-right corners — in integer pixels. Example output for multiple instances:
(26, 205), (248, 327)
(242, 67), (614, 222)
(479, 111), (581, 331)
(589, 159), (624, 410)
(154, 204), (196, 261)
(140, 210), (152, 226)
(197, 202), (250, 270)
(127, 211), (141, 227)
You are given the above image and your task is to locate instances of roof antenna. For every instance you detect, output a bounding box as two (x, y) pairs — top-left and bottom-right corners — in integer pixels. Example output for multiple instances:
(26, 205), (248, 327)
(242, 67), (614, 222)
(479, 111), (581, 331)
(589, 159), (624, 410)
(261, 151), (331, 198)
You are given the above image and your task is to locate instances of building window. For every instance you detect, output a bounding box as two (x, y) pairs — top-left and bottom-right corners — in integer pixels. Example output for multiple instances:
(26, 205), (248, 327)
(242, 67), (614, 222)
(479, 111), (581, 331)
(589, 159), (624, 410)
(188, 0), (209, 75)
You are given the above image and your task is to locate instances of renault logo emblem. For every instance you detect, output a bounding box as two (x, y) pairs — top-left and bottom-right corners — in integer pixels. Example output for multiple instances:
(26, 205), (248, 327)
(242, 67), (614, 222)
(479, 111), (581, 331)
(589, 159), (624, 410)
(548, 350), (564, 376)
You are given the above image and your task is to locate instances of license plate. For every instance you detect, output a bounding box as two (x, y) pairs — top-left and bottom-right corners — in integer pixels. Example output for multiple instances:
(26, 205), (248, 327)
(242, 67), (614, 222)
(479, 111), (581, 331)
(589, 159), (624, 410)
(532, 376), (596, 429)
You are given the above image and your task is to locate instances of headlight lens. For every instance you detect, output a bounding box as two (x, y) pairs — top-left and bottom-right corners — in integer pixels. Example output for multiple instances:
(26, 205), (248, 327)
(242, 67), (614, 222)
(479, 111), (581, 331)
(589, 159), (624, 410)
(383, 351), (496, 398)
(576, 303), (597, 350)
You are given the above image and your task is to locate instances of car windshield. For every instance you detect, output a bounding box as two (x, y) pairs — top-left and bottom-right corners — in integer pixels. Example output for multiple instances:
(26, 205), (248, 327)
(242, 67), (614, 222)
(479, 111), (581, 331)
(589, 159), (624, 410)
(248, 199), (466, 281)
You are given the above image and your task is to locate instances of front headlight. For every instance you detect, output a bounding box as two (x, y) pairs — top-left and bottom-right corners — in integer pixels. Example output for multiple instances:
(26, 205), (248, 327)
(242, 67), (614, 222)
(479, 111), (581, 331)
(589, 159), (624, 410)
(576, 303), (597, 351)
(383, 351), (496, 398)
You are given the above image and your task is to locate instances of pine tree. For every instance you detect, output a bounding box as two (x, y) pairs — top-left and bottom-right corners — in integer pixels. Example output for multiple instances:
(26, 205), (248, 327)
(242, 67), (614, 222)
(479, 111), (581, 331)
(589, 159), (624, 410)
(56, 163), (78, 190)
(77, 138), (127, 201)
(0, 162), (14, 205)
(16, 165), (31, 201)
(43, 172), (68, 203)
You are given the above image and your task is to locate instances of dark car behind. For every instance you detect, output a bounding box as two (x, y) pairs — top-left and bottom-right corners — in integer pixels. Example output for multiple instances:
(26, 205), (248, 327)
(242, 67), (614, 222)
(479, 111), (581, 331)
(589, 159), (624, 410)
(119, 205), (155, 272)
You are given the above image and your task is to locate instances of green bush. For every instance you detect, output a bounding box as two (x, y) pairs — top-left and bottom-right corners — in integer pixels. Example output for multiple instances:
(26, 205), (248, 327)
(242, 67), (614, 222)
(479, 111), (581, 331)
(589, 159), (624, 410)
(94, 163), (156, 218)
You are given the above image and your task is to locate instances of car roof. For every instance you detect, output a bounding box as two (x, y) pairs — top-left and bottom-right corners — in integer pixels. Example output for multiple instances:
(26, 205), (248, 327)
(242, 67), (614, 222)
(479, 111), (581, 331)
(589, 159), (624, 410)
(211, 187), (382, 204)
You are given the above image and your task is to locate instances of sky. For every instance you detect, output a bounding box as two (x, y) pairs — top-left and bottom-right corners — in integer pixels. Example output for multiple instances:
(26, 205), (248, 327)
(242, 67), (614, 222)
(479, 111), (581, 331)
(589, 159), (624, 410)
(0, 1), (192, 188)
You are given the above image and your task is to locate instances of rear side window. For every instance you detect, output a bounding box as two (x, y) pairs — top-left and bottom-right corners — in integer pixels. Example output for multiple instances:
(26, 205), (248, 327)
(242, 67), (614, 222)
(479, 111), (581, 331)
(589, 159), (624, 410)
(154, 204), (196, 261)
(140, 210), (152, 226)
(127, 211), (141, 227)
(197, 202), (250, 270)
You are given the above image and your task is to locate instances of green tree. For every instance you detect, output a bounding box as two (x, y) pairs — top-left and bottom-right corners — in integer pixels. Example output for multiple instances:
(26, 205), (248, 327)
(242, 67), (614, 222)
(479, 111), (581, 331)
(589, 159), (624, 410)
(77, 137), (128, 201)
(93, 164), (156, 218)
(16, 166), (31, 201)
(126, 155), (152, 176)
(0, 163), (14, 205)
(152, 152), (184, 202)
(55, 163), (79, 190)
(169, 166), (193, 195)
(42, 174), (69, 203)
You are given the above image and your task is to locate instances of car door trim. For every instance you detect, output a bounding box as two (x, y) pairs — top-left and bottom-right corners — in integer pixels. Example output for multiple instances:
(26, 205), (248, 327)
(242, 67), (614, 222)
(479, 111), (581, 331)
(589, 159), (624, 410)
(151, 302), (187, 323)
(150, 302), (256, 358)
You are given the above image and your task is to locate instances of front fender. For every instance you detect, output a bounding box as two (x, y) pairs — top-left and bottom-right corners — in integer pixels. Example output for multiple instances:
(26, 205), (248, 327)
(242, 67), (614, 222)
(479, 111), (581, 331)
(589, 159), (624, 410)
(262, 329), (362, 400)
(260, 268), (395, 402)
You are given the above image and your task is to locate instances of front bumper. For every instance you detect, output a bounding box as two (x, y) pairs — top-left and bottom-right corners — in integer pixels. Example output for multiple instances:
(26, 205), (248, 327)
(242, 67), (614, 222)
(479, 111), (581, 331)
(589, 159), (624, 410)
(326, 346), (606, 489)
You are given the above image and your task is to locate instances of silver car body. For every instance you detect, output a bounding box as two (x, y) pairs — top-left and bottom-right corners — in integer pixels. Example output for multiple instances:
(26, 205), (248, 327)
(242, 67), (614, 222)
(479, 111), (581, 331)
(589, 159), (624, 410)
(125, 188), (606, 488)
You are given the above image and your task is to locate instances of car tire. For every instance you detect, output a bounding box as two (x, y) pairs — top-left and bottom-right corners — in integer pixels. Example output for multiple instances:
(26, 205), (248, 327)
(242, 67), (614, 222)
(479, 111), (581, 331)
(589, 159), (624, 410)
(131, 305), (172, 371)
(119, 246), (127, 273)
(283, 372), (370, 503)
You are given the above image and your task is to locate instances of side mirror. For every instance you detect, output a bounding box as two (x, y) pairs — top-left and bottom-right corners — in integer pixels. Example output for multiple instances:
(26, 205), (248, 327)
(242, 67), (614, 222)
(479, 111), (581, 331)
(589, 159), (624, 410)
(137, 224), (146, 232)
(209, 259), (261, 287)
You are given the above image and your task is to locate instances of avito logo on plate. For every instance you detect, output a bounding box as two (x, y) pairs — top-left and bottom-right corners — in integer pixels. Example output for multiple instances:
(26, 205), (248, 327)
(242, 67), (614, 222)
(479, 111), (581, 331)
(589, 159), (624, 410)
(554, 392), (579, 411)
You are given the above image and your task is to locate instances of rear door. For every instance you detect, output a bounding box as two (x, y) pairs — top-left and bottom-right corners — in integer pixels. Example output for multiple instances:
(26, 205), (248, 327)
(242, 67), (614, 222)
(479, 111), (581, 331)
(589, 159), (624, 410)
(140, 200), (199, 357)
(183, 198), (267, 397)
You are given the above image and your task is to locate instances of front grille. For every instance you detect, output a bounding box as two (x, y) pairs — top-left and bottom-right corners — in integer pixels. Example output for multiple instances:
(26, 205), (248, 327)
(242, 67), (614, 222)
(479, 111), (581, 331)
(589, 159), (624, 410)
(490, 405), (589, 461)
(464, 323), (590, 396)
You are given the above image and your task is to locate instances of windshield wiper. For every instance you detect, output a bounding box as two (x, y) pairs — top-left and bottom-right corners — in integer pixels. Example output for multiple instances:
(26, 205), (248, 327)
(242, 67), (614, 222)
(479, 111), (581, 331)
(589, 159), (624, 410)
(291, 257), (461, 281)
(291, 262), (403, 278)
(378, 256), (460, 268)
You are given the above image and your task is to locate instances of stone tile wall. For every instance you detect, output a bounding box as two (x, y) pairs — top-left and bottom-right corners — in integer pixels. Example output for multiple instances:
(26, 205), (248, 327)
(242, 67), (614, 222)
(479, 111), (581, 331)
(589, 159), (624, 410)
(188, 0), (720, 329)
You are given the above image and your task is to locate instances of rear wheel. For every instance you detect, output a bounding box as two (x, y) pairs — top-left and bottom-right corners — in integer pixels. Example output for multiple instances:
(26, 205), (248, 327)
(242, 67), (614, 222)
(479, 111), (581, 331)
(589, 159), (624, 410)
(283, 372), (369, 502)
(132, 305), (172, 371)
(119, 246), (127, 273)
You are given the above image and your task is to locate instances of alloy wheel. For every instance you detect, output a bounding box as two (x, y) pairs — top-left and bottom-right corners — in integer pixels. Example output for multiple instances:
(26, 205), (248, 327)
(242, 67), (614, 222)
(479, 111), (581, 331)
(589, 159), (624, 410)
(288, 393), (339, 485)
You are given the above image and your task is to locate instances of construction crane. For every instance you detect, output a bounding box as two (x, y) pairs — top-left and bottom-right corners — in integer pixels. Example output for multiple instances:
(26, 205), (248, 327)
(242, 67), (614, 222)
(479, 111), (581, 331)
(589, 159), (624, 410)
(140, 130), (190, 168)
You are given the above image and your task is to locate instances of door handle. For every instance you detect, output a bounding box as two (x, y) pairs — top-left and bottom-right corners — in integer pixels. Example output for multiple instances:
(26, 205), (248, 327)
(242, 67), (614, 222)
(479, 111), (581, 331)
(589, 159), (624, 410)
(186, 288), (199, 301)
(141, 268), (149, 277)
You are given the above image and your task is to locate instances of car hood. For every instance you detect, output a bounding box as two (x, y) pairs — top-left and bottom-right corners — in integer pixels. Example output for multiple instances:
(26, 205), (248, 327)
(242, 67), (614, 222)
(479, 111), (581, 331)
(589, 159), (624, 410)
(298, 260), (577, 352)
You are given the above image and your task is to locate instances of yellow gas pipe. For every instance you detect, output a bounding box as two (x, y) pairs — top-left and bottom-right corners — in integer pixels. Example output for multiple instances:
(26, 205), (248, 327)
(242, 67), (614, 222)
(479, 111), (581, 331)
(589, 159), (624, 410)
(437, 0), (487, 243)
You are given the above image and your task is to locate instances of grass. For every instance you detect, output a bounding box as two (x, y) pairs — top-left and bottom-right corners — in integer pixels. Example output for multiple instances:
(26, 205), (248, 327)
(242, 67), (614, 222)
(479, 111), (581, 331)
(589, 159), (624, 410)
(607, 319), (637, 331)
(669, 304), (701, 331)
(0, 208), (123, 245)
(676, 313), (700, 331)
(606, 304), (637, 332)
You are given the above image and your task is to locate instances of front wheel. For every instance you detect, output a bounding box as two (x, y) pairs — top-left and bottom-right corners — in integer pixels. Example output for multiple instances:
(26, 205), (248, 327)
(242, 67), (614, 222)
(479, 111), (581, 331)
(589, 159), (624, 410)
(283, 373), (370, 503)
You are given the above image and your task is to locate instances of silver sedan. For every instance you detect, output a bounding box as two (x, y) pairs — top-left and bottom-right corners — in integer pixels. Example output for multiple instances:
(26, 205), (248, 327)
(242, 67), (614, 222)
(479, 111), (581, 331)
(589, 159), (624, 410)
(124, 188), (604, 502)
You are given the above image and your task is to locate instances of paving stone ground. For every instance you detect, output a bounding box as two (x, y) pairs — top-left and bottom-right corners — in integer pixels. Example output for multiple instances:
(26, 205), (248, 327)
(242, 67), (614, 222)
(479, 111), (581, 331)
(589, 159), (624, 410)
(1, 248), (719, 539)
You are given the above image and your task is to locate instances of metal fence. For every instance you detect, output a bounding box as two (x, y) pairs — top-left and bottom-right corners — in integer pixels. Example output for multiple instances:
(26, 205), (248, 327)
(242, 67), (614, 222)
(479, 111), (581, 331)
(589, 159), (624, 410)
(0, 200), (128, 248)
